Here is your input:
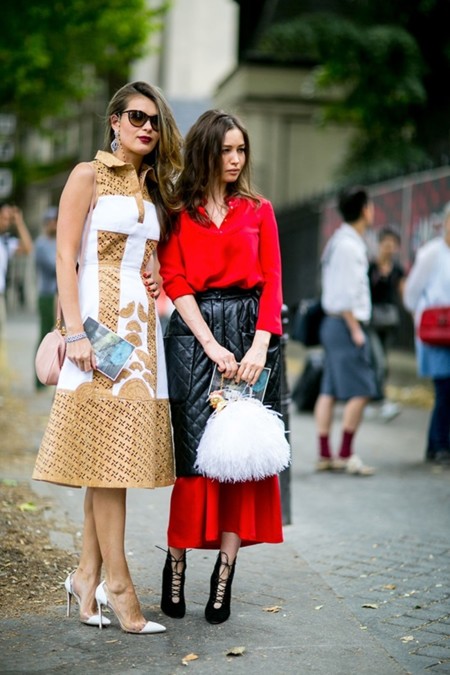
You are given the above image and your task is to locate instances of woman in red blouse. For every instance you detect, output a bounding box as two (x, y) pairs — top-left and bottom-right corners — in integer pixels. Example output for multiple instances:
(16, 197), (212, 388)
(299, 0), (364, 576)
(156, 110), (284, 624)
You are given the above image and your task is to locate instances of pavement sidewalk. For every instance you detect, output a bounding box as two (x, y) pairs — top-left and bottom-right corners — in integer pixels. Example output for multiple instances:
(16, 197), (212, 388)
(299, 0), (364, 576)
(1, 311), (449, 674)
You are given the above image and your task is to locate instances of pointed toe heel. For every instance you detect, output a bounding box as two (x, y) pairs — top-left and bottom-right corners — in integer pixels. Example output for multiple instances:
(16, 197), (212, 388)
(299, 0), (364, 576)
(95, 581), (166, 634)
(65, 571), (110, 627)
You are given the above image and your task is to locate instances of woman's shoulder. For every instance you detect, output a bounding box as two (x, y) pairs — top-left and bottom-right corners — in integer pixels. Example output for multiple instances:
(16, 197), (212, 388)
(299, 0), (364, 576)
(68, 161), (96, 183)
(61, 162), (96, 198)
(232, 195), (273, 215)
(416, 236), (444, 263)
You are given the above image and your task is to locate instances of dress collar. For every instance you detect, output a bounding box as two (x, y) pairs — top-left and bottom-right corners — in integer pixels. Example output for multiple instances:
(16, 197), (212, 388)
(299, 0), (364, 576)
(95, 150), (154, 180)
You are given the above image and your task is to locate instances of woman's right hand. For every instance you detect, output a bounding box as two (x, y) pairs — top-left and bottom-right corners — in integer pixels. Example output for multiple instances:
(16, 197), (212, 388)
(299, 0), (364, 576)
(203, 340), (238, 380)
(351, 325), (366, 347)
(66, 337), (96, 373)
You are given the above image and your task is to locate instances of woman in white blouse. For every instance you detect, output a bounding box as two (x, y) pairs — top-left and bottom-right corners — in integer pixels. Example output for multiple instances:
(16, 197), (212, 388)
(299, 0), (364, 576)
(404, 202), (450, 463)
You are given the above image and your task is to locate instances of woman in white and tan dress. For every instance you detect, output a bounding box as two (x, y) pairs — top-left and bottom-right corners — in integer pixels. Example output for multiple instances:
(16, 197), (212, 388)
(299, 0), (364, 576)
(33, 82), (182, 634)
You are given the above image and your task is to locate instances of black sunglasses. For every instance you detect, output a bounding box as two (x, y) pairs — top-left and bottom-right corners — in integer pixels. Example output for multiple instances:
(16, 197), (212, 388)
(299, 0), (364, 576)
(120, 110), (159, 132)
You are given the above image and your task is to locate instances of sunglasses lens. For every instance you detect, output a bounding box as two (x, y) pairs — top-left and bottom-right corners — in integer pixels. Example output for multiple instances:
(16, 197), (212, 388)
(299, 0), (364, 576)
(127, 111), (159, 131)
(129, 111), (146, 127)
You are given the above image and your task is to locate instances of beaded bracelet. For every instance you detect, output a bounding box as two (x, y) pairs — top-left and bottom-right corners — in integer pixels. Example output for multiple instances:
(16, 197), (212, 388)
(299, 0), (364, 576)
(65, 332), (88, 343)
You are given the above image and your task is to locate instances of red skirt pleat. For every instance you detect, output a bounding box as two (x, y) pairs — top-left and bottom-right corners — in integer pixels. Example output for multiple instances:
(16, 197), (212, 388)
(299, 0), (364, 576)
(167, 475), (283, 549)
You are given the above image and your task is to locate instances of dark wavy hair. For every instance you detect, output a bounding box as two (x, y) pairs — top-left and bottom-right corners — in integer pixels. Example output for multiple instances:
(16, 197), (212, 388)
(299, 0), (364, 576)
(104, 81), (183, 238)
(175, 109), (260, 223)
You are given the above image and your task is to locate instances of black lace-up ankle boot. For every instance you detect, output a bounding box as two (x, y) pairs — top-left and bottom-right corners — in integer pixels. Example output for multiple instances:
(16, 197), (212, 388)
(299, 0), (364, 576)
(160, 549), (186, 619)
(204, 551), (236, 624)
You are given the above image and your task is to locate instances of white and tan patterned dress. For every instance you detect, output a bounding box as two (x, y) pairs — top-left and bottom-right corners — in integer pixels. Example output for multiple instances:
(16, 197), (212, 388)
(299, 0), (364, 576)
(33, 151), (175, 488)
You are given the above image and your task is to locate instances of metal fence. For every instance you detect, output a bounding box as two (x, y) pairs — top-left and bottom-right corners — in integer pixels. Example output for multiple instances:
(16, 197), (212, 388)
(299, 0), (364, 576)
(276, 165), (450, 350)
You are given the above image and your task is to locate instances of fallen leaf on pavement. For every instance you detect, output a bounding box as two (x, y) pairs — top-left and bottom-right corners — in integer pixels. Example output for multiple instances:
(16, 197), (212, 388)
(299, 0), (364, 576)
(181, 653), (199, 666)
(383, 584), (396, 590)
(226, 646), (246, 657)
(18, 502), (38, 512)
(400, 636), (415, 643)
(362, 603), (379, 609)
(263, 606), (282, 613)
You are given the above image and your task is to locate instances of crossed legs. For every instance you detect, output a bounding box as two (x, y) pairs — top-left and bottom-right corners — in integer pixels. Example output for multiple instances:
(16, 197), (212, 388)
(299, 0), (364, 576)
(72, 487), (148, 631)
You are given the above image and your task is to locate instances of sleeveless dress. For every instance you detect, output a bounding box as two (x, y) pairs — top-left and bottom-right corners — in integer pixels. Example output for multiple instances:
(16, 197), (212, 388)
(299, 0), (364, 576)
(33, 151), (174, 489)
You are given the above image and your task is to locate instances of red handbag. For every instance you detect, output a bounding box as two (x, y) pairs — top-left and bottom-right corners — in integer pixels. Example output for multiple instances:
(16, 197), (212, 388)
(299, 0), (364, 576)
(418, 306), (450, 346)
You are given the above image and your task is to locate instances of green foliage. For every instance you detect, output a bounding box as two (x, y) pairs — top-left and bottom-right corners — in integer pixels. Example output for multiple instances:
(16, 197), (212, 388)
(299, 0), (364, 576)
(0, 0), (168, 125)
(257, 7), (449, 181)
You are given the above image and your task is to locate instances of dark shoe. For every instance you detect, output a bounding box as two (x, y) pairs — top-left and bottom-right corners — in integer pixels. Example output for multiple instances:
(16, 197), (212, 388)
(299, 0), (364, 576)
(160, 548), (186, 619)
(205, 552), (236, 625)
(434, 450), (450, 465)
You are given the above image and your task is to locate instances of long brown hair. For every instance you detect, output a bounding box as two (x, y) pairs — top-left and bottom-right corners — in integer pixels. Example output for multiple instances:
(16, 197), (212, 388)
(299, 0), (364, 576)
(176, 110), (260, 223)
(104, 81), (183, 238)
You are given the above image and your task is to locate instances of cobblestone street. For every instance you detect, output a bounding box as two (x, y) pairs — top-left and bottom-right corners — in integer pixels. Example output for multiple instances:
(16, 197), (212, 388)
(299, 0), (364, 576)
(1, 312), (450, 674)
(287, 399), (450, 674)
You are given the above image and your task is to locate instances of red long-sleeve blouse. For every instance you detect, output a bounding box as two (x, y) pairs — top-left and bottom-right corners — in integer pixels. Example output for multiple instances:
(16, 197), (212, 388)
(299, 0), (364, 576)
(158, 196), (283, 335)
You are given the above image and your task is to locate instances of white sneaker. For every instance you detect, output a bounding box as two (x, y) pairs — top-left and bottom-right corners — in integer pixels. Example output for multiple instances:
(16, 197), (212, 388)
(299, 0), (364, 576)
(379, 401), (401, 422)
(333, 455), (375, 476)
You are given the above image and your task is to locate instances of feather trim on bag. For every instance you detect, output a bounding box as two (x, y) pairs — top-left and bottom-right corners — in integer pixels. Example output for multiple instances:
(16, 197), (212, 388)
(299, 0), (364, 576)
(195, 388), (291, 483)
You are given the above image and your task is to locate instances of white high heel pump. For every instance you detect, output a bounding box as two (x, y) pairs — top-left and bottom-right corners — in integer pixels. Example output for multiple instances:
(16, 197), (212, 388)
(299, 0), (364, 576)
(95, 581), (166, 634)
(65, 572), (111, 627)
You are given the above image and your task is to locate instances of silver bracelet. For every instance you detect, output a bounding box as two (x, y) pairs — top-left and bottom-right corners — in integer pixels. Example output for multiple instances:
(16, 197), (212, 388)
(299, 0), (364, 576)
(65, 331), (88, 343)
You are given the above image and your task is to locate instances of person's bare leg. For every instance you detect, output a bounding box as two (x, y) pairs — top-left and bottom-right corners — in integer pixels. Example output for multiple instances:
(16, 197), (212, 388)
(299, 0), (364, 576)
(220, 532), (240, 567)
(92, 487), (147, 632)
(314, 394), (335, 465)
(315, 394), (335, 435)
(72, 488), (103, 620)
(341, 396), (368, 433)
(337, 396), (374, 473)
(206, 531), (240, 617)
(168, 546), (185, 560)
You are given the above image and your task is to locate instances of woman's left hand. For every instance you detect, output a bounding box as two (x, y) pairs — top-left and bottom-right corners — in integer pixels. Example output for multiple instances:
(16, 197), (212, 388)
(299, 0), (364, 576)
(142, 271), (161, 299)
(236, 347), (267, 386)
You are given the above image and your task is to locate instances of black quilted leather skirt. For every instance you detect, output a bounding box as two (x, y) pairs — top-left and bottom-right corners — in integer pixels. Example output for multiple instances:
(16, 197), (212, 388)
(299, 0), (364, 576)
(164, 287), (281, 477)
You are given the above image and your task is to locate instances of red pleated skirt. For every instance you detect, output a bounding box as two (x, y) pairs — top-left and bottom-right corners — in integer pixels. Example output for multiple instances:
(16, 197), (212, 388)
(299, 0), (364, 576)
(167, 475), (283, 549)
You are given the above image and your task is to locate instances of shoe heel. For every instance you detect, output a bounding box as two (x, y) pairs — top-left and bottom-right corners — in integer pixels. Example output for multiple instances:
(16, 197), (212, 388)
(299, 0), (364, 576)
(95, 581), (106, 631)
(97, 599), (104, 631)
(64, 573), (73, 618)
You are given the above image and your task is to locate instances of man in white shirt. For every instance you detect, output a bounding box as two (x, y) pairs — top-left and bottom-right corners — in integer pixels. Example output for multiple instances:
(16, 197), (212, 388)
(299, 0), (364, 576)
(314, 187), (378, 475)
(0, 204), (33, 341)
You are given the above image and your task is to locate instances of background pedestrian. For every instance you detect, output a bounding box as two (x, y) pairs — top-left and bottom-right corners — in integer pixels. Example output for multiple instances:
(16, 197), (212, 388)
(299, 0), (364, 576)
(404, 201), (450, 464)
(34, 206), (58, 389)
(368, 227), (405, 421)
(314, 186), (378, 475)
(0, 204), (33, 343)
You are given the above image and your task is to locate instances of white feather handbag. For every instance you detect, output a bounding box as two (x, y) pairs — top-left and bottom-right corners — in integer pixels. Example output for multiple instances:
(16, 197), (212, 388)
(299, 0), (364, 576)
(194, 378), (291, 483)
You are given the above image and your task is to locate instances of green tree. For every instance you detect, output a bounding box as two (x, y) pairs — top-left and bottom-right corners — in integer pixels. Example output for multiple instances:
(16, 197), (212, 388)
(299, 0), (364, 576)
(0, 0), (168, 125)
(256, 0), (450, 182)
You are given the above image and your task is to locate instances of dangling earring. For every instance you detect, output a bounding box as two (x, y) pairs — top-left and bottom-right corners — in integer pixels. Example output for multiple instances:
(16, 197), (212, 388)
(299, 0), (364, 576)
(110, 130), (119, 153)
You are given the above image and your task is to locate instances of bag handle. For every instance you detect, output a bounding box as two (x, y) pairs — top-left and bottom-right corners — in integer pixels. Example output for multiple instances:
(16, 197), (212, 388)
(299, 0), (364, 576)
(55, 165), (97, 331)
